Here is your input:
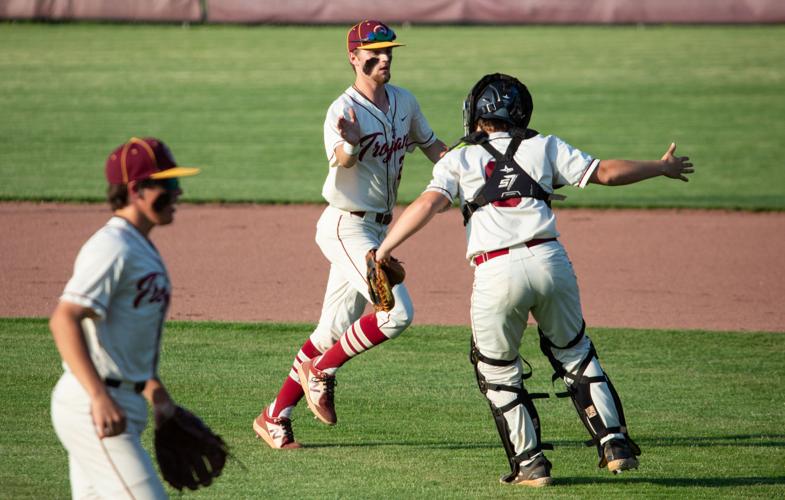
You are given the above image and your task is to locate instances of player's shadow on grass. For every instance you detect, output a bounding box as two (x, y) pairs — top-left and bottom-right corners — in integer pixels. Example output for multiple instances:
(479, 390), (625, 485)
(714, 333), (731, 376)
(306, 433), (785, 450)
(558, 476), (785, 488)
(547, 434), (785, 449)
(305, 440), (498, 450)
(641, 434), (785, 448)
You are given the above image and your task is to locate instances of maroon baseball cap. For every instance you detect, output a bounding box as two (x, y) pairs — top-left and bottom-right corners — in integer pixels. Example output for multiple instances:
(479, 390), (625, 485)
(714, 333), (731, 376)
(346, 20), (404, 53)
(105, 137), (200, 184)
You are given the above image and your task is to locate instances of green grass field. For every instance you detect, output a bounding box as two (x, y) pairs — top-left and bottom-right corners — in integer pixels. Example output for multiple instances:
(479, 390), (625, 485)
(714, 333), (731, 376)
(1, 23), (784, 208)
(2, 22), (784, 499)
(2, 318), (784, 498)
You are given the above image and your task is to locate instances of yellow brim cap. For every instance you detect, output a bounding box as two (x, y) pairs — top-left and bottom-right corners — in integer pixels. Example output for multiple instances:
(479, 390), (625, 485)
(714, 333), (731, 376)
(150, 167), (201, 179)
(357, 42), (405, 50)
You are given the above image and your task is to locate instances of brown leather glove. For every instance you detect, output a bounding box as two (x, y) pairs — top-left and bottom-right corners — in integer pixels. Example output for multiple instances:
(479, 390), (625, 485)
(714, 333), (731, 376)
(366, 249), (406, 312)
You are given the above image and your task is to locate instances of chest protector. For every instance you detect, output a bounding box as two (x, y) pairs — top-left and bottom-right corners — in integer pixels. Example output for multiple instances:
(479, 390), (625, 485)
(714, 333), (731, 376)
(460, 129), (563, 226)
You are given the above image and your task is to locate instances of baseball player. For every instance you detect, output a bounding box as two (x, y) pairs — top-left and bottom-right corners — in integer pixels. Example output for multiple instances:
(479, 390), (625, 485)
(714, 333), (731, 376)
(253, 20), (447, 448)
(49, 137), (200, 498)
(376, 73), (694, 486)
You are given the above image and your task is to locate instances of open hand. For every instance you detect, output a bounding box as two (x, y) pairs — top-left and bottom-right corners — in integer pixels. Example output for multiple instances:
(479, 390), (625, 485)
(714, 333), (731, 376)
(337, 107), (361, 146)
(661, 143), (694, 182)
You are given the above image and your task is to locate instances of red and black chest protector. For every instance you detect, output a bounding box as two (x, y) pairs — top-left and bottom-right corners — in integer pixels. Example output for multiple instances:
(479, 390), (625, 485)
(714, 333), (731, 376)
(460, 129), (551, 225)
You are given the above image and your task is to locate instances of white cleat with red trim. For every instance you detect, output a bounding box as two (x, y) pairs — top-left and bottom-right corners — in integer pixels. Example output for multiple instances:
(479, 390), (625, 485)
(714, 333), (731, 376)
(297, 359), (337, 425)
(253, 407), (302, 449)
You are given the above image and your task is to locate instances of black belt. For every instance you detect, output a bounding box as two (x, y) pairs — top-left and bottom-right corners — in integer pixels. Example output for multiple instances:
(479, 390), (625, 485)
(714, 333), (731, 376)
(350, 211), (393, 225)
(105, 378), (146, 393)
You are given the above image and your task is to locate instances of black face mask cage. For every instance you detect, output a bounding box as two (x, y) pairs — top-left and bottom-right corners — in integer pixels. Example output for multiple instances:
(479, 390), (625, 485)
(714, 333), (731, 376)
(463, 73), (533, 136)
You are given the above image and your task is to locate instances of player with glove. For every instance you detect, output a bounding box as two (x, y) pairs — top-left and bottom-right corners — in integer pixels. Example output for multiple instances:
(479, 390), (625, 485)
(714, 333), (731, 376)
(376, 74), (693, 486)
(253, 20), (447, 448)
(49, 137), (226, 498)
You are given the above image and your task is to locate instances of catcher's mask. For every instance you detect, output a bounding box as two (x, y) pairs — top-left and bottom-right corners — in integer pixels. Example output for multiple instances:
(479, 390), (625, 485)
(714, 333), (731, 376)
(463, 73), (533, 136)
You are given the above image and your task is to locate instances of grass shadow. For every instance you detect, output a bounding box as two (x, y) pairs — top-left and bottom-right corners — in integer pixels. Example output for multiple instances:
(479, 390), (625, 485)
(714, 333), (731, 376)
(558, 476), (785, 488)
(302, 434), (785, 450)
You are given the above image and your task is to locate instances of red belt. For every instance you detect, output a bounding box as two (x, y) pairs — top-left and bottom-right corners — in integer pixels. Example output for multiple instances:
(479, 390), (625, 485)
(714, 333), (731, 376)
(351, 211), (393, 225)
(472, 238), (557, 266)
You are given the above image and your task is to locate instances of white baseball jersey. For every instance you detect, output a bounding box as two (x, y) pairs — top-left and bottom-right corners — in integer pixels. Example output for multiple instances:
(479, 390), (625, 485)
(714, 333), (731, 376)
(60, 216), (170, 383)
(425, 131), (599, 260)
(323, 84), (437, 214)
(437, 132), (626, 461)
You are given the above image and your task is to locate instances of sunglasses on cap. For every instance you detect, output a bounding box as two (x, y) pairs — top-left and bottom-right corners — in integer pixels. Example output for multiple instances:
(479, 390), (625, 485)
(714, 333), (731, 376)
(350, 26), (397, 44)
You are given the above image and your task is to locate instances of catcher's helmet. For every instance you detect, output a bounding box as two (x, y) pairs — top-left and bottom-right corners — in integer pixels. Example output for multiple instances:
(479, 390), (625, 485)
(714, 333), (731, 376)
(463, 73), (533, 136)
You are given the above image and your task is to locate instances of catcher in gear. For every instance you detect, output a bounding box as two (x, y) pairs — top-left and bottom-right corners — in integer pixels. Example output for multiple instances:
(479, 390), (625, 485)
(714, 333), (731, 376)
(49, 138), (225, 498)
(377, 73), (693, 487)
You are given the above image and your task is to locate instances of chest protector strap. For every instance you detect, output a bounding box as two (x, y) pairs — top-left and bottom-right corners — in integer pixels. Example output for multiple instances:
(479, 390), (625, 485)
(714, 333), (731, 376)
(461, 130), (553, 225)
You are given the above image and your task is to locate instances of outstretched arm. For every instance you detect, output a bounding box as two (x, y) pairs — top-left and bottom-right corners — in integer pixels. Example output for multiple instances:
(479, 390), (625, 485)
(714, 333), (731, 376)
(590, 143), (694, 186)
(420, 139), (449, 164)
(376, 191), (451, 262)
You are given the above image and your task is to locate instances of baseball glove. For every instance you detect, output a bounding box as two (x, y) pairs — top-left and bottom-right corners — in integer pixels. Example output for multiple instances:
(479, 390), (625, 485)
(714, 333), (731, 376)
(366, 249), (406, 312)
(154, 405), (228, 491)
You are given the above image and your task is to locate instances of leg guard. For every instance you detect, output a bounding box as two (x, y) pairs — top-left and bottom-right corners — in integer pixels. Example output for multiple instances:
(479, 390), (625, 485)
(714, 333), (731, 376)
(470, 341), (552, 482)
(538, 324), (641, 467)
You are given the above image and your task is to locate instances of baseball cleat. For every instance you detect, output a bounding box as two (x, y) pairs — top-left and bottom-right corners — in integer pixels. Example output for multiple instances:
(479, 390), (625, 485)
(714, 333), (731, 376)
(253, 407), (302, 449)
(503, 454), (553, 487)
(602, 438), (639, 474)
(297, 359), (337, 425)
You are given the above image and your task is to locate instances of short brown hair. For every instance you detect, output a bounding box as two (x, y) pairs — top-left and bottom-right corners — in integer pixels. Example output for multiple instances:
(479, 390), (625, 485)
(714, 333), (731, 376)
(477, 118), (511, 133)
(107, 184), (129, 210)
(106, 179), (160, 210)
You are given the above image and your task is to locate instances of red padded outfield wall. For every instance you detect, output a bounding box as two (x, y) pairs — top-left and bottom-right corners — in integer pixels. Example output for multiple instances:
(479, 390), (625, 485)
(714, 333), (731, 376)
(1, 0), (784, 23)
(208, 0), (785, 24)
(0, 0), (202, 22)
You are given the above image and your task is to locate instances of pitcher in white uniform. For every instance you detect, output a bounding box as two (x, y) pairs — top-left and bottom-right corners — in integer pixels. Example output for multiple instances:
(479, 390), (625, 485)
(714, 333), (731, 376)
(50, 137), (200, 499)
(253, 20), (447, 448)
(376, 74), (694, 487)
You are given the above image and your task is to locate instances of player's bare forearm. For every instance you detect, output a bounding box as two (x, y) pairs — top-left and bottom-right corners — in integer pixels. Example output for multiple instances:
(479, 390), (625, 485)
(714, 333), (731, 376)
(334, 145), (359, 168)
(50, 301), (126, 437)
(591, 143), (694, 186)
(421, 139), (449, 164)
(143, 378), (176, 426)
(591, 159), (664, 185)
(49, 302), (106, 398)
(377, 191), (450, 261)
(335, 107), (361, 168)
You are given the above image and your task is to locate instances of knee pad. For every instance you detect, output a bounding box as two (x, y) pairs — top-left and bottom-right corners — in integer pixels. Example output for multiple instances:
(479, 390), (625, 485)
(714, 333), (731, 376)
(470, 342), (552, 482)
(538, 325), (640, 465)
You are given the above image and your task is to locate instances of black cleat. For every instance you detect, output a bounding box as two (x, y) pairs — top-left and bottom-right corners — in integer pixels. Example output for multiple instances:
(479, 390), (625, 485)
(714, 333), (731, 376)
(602, 439), (639, 474)
(503, 454), (553, 487)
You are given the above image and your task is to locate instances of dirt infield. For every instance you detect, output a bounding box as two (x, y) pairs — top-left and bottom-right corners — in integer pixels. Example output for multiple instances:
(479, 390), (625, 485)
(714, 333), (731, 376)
(2, 202), (784, 332)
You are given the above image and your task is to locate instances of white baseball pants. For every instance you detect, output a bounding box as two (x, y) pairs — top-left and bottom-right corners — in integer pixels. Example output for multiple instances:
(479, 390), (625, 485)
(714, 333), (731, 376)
(309, 205), (414, 353)
(471, 240), (623, 458)
(51, 372), (167, 500)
